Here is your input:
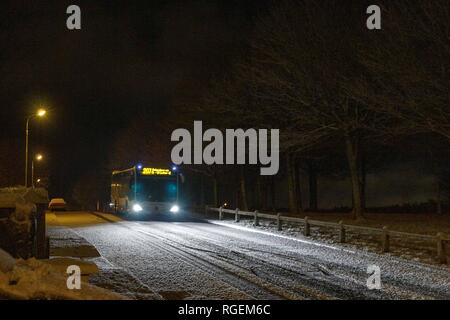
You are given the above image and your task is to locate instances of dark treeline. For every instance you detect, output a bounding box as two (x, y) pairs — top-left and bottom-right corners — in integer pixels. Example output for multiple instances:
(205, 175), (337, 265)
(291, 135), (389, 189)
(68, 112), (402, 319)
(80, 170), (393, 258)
(167, 0), (449, 219)
(32, 0), (447, 217)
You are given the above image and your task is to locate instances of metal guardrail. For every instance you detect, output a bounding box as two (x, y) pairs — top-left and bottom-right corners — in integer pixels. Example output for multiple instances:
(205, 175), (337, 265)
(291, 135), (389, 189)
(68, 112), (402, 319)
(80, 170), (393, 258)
(205, 206), (449, 264)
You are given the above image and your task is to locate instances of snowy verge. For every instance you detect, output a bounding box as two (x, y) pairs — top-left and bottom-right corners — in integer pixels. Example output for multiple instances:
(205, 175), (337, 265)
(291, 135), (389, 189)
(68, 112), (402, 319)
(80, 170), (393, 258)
(205, 217), (449, 267)
(0, 257), (126, 299)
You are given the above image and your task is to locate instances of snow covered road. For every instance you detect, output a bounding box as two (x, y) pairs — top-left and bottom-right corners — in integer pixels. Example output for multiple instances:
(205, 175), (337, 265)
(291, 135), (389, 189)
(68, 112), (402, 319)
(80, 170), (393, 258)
(48, 211), (450, 300)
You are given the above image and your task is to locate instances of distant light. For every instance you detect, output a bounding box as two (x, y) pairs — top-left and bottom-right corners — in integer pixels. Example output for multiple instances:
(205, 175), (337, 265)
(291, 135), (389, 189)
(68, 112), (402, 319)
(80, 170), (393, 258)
(37, 109), (47, 117)
(36, 178), (41, 183)
(170, 205), (179, 213)
(132, 204), (143, 212)
(36, 154), (43, 161)
(223, 202), (228, 207)
(109, 202), (115, 208)
(172, 166), (177, 171)
(136, 164), (143, 170)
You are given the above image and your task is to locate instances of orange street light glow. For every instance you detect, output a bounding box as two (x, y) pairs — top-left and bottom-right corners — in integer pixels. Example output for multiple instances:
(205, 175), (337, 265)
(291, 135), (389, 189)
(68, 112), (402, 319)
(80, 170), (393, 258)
(37, 109), (47, 117)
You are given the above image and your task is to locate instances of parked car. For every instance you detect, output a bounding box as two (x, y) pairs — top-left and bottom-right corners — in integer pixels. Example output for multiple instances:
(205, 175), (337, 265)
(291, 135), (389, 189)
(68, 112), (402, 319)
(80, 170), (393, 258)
(48, 198), (67, 211)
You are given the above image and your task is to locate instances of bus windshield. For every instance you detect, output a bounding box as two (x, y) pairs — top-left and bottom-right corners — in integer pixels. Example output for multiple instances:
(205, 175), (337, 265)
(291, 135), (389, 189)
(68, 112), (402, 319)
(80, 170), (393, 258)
(134, 177), (177, 203)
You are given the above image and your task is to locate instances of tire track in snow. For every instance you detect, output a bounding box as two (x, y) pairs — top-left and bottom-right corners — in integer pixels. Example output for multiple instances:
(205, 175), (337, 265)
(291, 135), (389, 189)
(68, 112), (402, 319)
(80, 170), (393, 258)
(137, 223), (362, 299)
(84, 214), (293, 299)
(85, 212), (449, 299)
(142, 222), (442, 300)
(132, 226), (304, 300)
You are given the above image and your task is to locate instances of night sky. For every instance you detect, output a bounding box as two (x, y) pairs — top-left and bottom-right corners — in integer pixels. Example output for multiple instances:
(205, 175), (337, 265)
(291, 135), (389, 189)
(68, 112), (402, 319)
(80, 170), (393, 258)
(0, 0), (269, 196)
(0, 0), (443, 209)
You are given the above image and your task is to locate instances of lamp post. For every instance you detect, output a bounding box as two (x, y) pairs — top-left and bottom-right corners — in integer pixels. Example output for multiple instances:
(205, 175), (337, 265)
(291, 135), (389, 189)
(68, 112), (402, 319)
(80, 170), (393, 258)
(31, 154), (43, 188)
(25, 108), (46, 187)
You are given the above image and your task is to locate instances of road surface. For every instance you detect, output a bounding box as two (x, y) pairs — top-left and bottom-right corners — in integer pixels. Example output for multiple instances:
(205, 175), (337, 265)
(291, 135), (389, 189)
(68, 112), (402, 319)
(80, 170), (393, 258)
(47, 211), (450, 300)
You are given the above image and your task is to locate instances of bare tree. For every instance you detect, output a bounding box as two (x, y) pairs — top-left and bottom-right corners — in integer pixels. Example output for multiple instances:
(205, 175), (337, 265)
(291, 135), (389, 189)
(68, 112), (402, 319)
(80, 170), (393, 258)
(234, 0), (390, 219)
(352, 0), (450, 140)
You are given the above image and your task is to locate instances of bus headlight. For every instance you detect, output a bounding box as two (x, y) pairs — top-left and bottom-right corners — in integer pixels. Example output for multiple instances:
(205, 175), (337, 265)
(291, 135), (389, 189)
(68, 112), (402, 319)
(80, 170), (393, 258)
(170, 205), (179, 213)
(132, 204), (143, 213)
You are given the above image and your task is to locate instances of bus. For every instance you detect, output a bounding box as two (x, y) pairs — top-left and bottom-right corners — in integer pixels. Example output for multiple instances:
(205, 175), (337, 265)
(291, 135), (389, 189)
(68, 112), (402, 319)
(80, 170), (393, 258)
(111, 165), (181, 216)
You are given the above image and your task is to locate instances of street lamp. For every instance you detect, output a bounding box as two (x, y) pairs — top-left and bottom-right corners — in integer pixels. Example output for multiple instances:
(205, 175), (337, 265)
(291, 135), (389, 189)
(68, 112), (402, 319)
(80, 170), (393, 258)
(31, 154), (43, 188)
(37, 109), (46, 117)
(25, 108), (47, 187)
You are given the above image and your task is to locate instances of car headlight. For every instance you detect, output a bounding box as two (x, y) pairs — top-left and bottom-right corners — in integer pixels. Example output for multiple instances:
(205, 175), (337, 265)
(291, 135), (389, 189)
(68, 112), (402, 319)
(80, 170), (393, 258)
(132, 204), (143, 213)
(170, 205), (179, 213)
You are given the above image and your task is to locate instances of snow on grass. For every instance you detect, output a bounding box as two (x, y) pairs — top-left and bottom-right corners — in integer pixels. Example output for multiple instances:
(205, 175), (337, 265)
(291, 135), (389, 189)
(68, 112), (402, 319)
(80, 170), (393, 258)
(291, 212), (450, 236)
(212, 216), (449, 266)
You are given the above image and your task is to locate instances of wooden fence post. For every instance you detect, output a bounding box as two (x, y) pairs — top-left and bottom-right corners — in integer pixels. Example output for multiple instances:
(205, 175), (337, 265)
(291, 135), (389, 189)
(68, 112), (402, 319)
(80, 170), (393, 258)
(436, 233), (447, 264)
(235, 208), (240, 222)
(381, 226), (390, 253)
(254, 210), (259, 226)
(339, 220), (346, 243)
(219, 206), (223, 220)
(304, 216), (310, 236)
(277, 213), (282, 231)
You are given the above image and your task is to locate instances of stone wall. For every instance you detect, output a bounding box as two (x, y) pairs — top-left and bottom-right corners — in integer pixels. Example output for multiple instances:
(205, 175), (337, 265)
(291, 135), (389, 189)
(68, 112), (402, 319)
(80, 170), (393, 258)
(0, 188), (48, 258)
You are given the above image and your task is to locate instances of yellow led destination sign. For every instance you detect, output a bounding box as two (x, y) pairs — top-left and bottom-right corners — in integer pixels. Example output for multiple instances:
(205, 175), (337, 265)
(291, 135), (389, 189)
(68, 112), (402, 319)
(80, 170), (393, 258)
(141, 167), (172, 176)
